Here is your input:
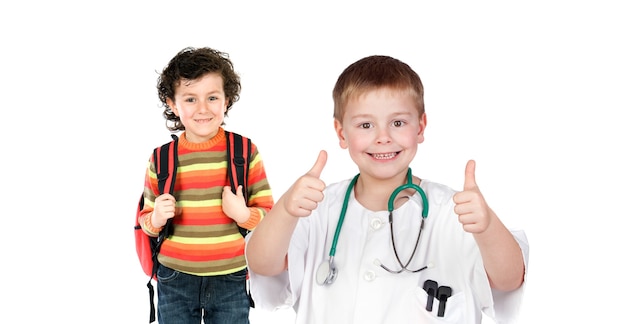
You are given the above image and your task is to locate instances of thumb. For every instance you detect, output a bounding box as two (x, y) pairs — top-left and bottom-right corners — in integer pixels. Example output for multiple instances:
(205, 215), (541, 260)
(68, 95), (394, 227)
(236, 185), (245, 197)
(463, 160), (478, 190)
(307, 150), (328, 178)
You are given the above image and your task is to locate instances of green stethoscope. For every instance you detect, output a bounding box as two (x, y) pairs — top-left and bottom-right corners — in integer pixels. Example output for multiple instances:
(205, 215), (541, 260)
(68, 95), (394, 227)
(316, 168), (430, 286)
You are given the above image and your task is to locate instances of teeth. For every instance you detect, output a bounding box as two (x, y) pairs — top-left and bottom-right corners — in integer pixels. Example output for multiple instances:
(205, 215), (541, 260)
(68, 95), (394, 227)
(372, 153), (396, 159)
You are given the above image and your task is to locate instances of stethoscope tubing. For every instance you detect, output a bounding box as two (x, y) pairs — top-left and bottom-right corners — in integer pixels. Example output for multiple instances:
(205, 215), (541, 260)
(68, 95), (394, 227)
(318, 168), (429, 285)
(328, 174), (359, 258)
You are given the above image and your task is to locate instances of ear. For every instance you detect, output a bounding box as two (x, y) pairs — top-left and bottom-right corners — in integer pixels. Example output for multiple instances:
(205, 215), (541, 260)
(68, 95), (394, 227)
(166, 98), (179, 116)
(417, 113), (427, 144)
(334, 119), (348, 149)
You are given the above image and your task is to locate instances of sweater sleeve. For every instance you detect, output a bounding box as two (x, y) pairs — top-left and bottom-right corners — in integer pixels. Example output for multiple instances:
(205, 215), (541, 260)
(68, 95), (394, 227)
(139, 156), (160, 236)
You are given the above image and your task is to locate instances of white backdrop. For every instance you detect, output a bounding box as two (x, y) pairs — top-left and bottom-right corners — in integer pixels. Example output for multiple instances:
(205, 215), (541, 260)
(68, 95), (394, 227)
(2, 1), (625, 323)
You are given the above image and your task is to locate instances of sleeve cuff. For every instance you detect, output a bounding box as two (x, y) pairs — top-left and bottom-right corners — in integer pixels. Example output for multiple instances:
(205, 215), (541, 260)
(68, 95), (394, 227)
(238, 208), (262, 230)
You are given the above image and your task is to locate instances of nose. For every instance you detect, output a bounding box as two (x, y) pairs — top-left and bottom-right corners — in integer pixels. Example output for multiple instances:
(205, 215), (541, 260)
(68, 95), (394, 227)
(376, 128), (392, 144)
(197, 100), (209, 113)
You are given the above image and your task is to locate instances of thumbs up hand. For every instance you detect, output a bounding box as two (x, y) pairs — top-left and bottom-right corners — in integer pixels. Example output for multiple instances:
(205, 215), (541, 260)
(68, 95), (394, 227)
(282, 150), (328, 217)
(453, 160), (493, 233)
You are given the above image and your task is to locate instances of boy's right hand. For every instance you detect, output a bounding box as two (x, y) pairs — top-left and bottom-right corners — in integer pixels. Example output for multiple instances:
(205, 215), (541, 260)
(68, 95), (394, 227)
(152, 193), (176, 228)
(282, 150), (327, 217)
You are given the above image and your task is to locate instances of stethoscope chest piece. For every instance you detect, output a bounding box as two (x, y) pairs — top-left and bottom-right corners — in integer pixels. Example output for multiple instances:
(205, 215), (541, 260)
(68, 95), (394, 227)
(316, 257), (337, 285)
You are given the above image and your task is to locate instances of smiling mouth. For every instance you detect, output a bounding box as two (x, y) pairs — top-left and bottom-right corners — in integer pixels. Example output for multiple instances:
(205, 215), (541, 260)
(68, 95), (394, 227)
(370, 152), (398, 160)
(195, 118), (213, 123)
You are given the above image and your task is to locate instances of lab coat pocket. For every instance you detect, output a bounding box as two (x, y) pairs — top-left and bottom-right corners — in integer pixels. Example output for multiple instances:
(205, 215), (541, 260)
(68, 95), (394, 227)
(416, 286), (467, 323)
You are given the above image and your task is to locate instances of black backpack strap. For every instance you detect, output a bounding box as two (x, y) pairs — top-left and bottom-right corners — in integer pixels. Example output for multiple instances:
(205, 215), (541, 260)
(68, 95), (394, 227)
(225, 131), (251, 236)
(225, 131), (255, 308)
(157, 134), (179, 239)
(147, 134), (179, 323)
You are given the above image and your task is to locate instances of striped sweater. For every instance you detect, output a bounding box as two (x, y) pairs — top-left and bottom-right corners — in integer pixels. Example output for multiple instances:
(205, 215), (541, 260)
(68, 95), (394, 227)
(140, 127), (274, 276)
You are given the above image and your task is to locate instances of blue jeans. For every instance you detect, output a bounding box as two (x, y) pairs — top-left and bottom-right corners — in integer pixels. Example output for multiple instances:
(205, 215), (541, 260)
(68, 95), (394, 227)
(156, 265), (250, 324)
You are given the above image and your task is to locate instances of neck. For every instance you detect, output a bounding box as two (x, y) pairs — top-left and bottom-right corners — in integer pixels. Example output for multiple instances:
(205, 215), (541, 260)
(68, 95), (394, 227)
(353, 170), (422, 212)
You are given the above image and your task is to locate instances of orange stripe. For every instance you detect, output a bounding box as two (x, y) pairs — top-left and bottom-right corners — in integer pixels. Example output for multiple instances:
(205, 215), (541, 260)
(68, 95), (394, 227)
(177, 218), (232, 226)
(167, 240), (241, 251)
(179, 168), (225, 180)
(178, 206), (224, 217)
(161, 241), (244, 261)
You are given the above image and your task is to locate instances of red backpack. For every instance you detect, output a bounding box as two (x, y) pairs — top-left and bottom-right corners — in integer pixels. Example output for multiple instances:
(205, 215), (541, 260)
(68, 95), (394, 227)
(134, 131), (252, 323)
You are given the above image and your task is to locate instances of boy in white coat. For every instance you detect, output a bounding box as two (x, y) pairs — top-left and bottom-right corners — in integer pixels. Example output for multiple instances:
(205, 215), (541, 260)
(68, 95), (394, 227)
(246, 55), (528, 323)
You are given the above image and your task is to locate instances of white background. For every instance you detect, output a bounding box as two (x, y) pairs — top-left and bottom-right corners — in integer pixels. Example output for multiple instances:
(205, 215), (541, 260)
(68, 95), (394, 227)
(2, 1), (624, 323)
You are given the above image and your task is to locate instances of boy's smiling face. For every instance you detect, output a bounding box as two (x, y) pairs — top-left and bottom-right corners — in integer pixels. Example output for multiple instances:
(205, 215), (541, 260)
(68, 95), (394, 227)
(334, 87), (426, 181)
(167, 72), (228, 143)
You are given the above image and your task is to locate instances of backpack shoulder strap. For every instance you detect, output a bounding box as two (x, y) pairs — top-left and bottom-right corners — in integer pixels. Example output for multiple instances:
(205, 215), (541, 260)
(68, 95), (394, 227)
(225, 131), (251, 203)
(225, 130), (255, 308)
(225, 131), (252, 238)
(154, 134), (179, 196)
(146, 134), (179, 323)
(154, 134), (178, 240)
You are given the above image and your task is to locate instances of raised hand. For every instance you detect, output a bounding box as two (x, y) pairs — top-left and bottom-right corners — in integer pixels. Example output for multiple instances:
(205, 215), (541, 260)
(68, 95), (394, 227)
(282, 150), (328, 217)
(452, 160), (492, 233)
(222, 185), (250, 223)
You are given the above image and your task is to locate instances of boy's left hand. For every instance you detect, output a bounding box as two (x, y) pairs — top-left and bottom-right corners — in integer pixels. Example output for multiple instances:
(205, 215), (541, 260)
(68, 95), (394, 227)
(222, 185), (250, 223)
(453, 160), (492, 233)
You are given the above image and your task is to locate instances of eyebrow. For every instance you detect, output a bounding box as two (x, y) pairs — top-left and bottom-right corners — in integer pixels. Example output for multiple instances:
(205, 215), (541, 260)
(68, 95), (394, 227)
(179, 89), (223, 97)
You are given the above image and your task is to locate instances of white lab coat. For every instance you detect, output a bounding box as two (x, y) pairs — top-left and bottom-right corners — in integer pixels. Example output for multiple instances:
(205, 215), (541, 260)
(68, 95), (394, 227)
(247, 178), (529, 324)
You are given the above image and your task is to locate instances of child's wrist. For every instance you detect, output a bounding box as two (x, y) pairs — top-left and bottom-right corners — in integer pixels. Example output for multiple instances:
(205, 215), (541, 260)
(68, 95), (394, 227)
(143, 213), (163, 235)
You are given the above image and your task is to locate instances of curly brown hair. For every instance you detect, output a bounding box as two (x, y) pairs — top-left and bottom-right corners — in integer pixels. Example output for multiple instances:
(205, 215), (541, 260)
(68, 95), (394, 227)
(156, 47), (241, 131)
